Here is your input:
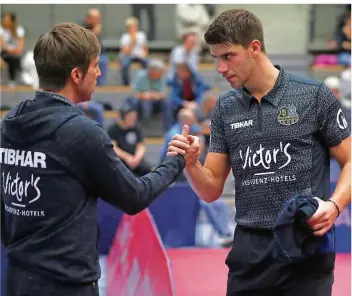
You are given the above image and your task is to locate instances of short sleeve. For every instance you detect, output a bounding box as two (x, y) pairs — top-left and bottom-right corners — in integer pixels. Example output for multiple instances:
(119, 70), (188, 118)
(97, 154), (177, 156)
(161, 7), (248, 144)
(208, 98), (229, 154)
(316, 83), (351, 147)
(136, 126), (144, 143)
(138, 32), (147, 45)
(132, 71), (148, 92)
(0, 27), (4, 37)
(120, 34), (130, 47)
(17, 26), (25, 38)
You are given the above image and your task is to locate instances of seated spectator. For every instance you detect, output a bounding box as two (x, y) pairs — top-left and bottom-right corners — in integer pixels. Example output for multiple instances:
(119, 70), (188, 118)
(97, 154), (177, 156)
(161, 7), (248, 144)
(167, 32), (199, 83)
(20, 50), (39, 90)
(328, 11), (351, 67)
(131, 59), (168, 129)
(160, 108), (202, 162)
(160, 108), (233, 247)
(194, 91), (217, 159)
(81, 8), (108, 86)
(0, 12), (25, 87)
(107, 102), (151, 177)
(76, 100), (105, 127)
(175, 4), (210, 50)
(168, 62), (211, 127)
(119, 16), (148, 85)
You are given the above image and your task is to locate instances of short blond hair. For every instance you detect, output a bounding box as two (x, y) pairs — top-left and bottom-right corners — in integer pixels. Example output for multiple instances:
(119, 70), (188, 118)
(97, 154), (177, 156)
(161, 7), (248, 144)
(125, 16), (139, 27)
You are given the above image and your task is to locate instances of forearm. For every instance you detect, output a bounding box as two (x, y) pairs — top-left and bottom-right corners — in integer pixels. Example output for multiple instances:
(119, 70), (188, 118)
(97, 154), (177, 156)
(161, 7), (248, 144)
(114, 146), (132, 161)
(134, 144), (145, 161)
(330, 161), (351, 213)
(111, 155), (185, 214)
(185, 161), (224, 203)
(134, 92), (147, 100)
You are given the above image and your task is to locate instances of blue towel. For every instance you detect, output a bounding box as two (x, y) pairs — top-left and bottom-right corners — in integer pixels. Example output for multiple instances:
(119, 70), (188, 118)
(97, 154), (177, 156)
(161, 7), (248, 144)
(273, 194), (321, 261)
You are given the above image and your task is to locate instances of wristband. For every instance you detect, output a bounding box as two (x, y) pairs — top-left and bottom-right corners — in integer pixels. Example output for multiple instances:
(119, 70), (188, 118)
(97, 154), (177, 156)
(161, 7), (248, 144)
(327, 200), (340, 217)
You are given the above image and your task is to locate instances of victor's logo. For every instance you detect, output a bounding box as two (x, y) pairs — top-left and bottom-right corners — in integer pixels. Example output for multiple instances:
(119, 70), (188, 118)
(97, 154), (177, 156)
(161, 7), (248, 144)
(239, 142), (291, 170)
(278, 106), (299, 126)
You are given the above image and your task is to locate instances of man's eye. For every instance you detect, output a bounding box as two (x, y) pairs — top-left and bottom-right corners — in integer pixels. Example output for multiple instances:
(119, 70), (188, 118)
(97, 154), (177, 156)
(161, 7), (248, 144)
(226, 54), (231, 60)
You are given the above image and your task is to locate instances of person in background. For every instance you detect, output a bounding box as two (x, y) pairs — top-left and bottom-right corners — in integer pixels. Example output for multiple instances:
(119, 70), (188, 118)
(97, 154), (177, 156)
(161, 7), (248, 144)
(81, 8), (108, 86)
(131, 59), (168, 129)
(168, 62), (211, 126)
(160, 108), (233, 247)
(0, 11), (25, 87)
(77, 100), (105, 127)
(107, 102), (152, 177)
(119, 16), (148, 85)
(175, 4), (210, 50)
(167, 32), (199, 83)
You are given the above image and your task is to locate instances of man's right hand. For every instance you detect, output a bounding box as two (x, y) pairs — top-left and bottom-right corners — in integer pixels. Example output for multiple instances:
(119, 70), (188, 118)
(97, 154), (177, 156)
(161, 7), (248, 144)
(167, 125), (201, 166)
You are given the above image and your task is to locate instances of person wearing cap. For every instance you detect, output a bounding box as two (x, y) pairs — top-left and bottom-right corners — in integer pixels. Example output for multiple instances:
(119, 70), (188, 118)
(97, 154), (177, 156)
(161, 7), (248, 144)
(107, 102), (152, 177)
(119, 16), (148, 85)
(131, 58), (169, 130)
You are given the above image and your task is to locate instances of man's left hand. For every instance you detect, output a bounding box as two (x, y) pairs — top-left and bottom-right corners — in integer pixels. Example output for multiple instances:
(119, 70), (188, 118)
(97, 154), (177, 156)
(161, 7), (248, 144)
(306, 197), (339, 236)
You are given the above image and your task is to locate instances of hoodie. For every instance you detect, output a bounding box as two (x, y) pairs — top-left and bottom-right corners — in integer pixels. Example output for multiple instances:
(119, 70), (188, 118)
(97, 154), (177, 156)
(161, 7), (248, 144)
(0, 91), (185, 284)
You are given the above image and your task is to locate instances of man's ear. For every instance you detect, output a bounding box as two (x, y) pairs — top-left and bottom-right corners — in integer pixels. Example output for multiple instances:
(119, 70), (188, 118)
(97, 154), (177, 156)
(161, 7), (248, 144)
(71, 67), (83, 84)
(250, 40), (261, 57)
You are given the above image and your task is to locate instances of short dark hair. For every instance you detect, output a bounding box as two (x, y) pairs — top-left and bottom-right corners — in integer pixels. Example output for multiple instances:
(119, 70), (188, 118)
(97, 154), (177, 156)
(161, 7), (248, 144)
(204, 9), (266, 53)
(34, 22), (101, 90)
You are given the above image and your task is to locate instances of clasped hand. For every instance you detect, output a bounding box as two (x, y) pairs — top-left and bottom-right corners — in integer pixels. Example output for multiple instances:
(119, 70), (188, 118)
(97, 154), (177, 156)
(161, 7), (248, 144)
(167, 125), (201, 166)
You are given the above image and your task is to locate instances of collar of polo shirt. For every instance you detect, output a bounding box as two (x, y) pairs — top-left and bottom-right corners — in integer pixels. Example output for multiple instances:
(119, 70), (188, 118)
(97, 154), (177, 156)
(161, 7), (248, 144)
(240, 65), (289, 110)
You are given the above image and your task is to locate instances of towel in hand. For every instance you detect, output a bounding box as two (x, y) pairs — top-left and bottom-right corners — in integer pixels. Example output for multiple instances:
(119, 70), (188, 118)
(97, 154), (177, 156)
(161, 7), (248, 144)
(273, 194), (321, 261)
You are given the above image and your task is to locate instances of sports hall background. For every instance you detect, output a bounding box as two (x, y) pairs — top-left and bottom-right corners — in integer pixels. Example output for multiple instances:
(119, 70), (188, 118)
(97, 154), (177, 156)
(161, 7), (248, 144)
(0, 3), (351, 296)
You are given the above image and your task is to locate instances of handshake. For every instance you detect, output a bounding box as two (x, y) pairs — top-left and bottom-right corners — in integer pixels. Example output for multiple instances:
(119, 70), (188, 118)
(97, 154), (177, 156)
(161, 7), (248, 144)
(167, 125), (201, 167)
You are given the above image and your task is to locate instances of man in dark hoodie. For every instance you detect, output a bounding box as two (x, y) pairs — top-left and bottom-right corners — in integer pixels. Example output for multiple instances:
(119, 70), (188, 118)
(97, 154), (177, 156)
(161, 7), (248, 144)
(0, 23), (189, 296)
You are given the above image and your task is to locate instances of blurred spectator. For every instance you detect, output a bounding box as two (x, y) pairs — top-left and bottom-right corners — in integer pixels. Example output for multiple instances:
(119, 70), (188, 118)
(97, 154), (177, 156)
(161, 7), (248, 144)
(0, 11), (25, 87)
(160, 108), (233, 247)
(119, 17), (148, 85)
(160, 108), (202, 162)
(131, 4), (156, 41)
(77, 100), (105, 127)
(107, 102), (151, 177)
(175, 4), (210, 50)
(21, 51), (39, 90)
(81, 8), (108, 85)
(167, 32), (199, 83)
(327, 10), (351, 67)
(168, 62), (211, 126)
(194, 91), (217, 159)
(131, 59), (168, 129)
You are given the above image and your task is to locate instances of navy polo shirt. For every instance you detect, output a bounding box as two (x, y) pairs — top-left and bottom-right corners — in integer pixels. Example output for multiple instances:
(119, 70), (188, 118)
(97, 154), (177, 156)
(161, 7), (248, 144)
(209, 66), (350, 229)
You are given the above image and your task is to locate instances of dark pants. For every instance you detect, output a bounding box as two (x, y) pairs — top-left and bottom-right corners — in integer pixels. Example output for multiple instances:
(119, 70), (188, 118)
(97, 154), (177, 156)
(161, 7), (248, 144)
(131, 4), (156, 40)
(5, 264), (99, 296)
(226, 225), (335, 296)
(1, 52), (21, 81)
(119, 54), (148, 85)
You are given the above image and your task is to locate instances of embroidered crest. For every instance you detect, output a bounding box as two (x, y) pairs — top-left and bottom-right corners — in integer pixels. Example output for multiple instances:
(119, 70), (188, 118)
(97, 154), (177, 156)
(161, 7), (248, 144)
(278, 106), (299, 126)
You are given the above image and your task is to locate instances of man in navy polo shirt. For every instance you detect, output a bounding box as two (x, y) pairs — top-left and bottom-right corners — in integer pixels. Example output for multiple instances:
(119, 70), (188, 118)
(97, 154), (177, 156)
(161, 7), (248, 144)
(167, 9), (351, 296)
